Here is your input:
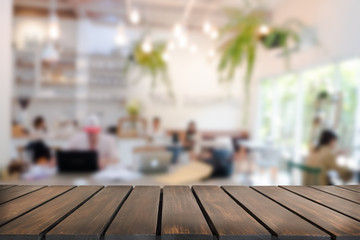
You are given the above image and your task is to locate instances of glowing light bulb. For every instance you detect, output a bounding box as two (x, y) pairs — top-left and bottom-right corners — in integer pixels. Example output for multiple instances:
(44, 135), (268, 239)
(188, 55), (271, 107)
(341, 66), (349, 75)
(210, 29), (218, 40)
(173, 23), (183, 38)
(190, 44), (198, 54)
(48, 14), (59, 40)
(203, 21), (211, 34)
(141, 37), (152, 53)
(129, 9), (140, 24)
(167, 41), (175, 51)
(208, 49), (215, 57)
(162, 52), (170, 61)
(178, 35), (188, 48)
(259, 24), (270, 35)
(115, 25), (127, 46)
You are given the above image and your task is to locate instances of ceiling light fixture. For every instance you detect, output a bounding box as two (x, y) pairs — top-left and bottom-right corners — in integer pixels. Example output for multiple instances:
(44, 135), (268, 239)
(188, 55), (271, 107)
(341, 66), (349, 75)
(162, 52), (170, 62)
(167, 41), (175, 51)
(115, 24), (128, 46)
(208, 48), (215, 58)
(210, 29), (218, 40)
(258, 24), (270, 35)
(190, 44), (198, 53)
(129, 8), (140, 24)
(178, 35), (188, 48)
(141, 37), (153, 53)
(203, 21), (212, 34)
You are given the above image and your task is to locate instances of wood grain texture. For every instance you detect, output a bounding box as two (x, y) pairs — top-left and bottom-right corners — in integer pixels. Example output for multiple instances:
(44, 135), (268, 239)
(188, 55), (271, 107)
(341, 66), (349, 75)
(0, 186), (73, 227)
(282, 186), (360, 221)
(223, 186), (330, 240)
(338, 185), (360, 193)
(161, 186), (212, 240)
(253, 186), (360, 240)
(0, 185), (44, 204)
(193, 186), (271, 240)
(0, 185), (15, 191)
(105, 186), (160, 240)
(47, 186), (132, 240)
(312, 186), (360, 204)
(0, 186), (102, 240)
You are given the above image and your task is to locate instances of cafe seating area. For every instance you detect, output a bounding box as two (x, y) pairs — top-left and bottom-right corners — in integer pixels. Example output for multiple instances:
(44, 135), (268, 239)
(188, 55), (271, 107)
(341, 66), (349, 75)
(0, 0), (359, 188)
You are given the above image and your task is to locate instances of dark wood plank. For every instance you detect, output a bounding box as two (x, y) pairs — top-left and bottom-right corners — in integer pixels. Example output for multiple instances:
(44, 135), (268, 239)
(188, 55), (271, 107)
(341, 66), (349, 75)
(0, 185), (15, 191)
(338, 185), (360, 193)
(105, 186), (160, 240)
(0, 185), (44, 204)
(0, 186), (73, 227)
(223, 186), (330, 240)
(161, 186), (212, 240)
(253, 186), (360, 240)
(281, 186), (360, 221)
(312, 186), (360, 204)
(193, 186), (271, 240)
(0, 186), (102, 240)
(47, 186), (132, 240)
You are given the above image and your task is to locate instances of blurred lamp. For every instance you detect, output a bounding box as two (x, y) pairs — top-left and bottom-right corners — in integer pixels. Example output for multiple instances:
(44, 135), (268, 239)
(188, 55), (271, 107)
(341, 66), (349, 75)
(141, 37), (153, 53)
(173, 23), (183, 38)
(207, 48), (215, 58)
(167, 41), (175, 51)
(258, 24), (270, 36)
(129, 9), (140, 24)
(203, 21), (212, 34)
(115, 24), (127, 46)
(49, 15), (60, 40)
(210, 29), (218, 39)
(162, 52), (170, 62)
(42, 42), (59, 62)
(178, 35), (188, 48)
(190, 44), (198, 54)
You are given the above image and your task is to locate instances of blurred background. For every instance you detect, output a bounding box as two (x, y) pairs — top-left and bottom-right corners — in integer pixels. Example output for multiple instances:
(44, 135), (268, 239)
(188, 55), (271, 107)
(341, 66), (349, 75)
(0, 0), (359, 186)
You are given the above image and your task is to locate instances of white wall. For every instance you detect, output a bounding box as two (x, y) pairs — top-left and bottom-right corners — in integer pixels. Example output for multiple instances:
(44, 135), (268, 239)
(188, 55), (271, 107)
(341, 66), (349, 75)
(0, 0), (13, 168)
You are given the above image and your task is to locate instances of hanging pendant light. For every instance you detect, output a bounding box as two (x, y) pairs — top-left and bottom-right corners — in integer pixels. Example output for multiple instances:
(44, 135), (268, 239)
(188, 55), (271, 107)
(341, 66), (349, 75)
(115, 24), (128, 46)
(42, 42), (59, 62)
(141, 36), (153, 53)
(42, 0), (59, 62)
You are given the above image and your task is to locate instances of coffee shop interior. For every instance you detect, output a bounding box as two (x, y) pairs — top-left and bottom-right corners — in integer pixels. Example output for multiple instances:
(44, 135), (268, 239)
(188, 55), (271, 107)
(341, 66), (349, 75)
(1, 0), (359, 186)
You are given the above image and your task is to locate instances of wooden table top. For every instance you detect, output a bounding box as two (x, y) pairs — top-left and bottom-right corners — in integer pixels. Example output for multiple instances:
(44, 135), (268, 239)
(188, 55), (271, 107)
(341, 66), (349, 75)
(0, 185), (359, 240)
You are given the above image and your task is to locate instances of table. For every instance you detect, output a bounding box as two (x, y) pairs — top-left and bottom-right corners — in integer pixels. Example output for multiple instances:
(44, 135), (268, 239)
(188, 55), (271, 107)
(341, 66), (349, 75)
(0, 185), (359, 240)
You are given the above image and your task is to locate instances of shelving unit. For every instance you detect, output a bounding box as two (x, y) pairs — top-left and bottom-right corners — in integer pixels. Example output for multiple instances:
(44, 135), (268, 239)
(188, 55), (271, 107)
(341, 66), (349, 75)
(13, 48), (129, 129)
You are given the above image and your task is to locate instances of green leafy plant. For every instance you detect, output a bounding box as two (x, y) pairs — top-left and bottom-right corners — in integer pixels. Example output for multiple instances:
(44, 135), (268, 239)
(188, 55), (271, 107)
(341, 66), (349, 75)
(126, 40), (174, 98)
(217, 7), (302, 127)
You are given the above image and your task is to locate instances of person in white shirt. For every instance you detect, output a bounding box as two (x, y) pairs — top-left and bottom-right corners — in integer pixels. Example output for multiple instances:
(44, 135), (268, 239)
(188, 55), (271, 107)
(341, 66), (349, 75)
(65, 115), (118, 169)
(147, 117), (168, 145)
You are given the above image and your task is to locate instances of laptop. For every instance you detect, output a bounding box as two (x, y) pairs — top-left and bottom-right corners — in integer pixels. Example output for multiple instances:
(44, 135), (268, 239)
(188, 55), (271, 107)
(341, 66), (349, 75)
(56, 150), (98, 173)
(137, 151), (171, 174)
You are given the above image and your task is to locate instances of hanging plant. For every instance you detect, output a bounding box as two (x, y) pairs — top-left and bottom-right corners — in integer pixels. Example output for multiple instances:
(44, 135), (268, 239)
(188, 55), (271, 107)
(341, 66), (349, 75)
(125, 39), (174, 98)
(217, 6), (304, 127)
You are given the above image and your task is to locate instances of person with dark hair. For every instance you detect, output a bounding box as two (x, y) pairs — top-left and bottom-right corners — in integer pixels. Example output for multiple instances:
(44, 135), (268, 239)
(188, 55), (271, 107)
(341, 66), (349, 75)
(303, 130), (352, 185)
(32, 115), (47, 140)
(26, 116), (51, 164)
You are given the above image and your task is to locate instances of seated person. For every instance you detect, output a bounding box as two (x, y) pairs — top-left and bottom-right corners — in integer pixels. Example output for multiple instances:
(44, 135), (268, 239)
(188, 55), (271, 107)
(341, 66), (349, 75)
(31, 115), (48, 140)
(24, 116), (51, 164)
(147, 117), (167, 144)
(304, 130), (352, 185)
(65, 115), (118, 169)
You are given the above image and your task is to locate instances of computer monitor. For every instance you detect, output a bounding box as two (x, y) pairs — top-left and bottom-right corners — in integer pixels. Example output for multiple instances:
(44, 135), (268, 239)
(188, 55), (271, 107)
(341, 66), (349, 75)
(56, 150), (98, 173)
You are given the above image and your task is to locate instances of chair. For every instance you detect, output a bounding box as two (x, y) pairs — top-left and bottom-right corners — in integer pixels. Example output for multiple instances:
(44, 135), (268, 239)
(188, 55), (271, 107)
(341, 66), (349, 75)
(287, 161), (321, 185)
